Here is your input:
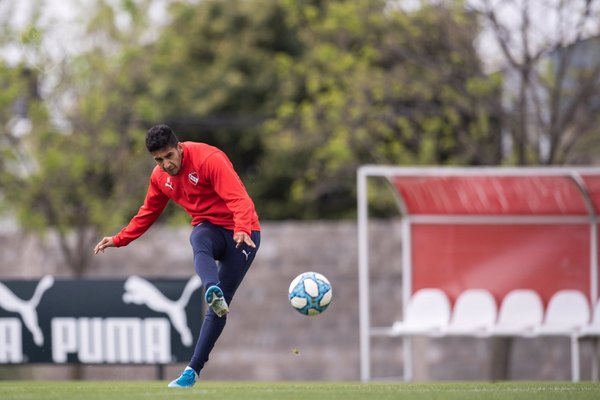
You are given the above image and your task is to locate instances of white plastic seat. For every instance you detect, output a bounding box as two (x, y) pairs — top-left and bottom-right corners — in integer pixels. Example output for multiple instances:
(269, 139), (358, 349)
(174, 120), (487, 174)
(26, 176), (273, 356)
(387, 288), (451, 337)
(535, 290), (590, 336)
(490, 289), (543, 337)
(535, 290), (590, 382)
(580, 299), (600, 337)
(443, 289), (497, 336)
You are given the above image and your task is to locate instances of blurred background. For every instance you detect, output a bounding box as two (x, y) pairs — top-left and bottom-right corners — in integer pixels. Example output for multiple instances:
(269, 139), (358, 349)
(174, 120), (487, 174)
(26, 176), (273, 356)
(0, 0), (599, 382)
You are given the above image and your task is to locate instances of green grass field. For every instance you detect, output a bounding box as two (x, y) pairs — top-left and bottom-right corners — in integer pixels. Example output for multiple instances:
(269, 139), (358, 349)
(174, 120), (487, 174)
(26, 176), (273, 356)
(1, 381), (599, 400)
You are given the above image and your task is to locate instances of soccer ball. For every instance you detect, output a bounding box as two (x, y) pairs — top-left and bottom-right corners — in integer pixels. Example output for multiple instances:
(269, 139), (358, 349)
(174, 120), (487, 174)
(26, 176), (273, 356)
(288, 272), (332, 316)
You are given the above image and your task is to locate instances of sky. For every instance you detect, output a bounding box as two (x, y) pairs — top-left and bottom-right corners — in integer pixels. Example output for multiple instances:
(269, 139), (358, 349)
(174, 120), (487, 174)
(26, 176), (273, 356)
(0, 0), (170, 73)
(467, 0), (600, 72)
(1, 0), (87, 72)
(3, 0), (600, 74)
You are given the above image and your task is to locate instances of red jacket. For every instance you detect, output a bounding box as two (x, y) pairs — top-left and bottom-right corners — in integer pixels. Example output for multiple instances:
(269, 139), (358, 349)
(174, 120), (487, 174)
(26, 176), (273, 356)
(112, 142), (260, 247)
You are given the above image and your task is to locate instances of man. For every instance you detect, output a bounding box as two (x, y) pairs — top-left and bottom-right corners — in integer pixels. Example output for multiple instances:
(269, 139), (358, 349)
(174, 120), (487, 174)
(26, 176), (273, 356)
(93, 124), (260, 387)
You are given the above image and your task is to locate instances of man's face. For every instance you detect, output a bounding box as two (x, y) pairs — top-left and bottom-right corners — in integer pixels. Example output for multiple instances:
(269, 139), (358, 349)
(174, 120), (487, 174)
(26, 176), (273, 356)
(151, 143), (183, 176)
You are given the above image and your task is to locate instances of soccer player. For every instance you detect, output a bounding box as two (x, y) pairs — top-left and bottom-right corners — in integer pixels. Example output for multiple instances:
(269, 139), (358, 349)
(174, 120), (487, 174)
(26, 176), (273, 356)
(93, 124), (261, 387)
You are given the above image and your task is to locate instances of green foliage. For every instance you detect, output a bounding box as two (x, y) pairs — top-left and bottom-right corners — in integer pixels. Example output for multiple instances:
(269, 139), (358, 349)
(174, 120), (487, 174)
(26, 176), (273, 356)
(144, 0), (302, 175)
(256, 0), (502, 219)
(0, 63), (32, 202)
(0, 1), (156, 275)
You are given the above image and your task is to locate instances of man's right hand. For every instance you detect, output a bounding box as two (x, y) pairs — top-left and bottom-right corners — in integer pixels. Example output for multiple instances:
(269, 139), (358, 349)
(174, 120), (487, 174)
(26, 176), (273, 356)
(94, 237), (115, 254)
(233, 232), (256, 249)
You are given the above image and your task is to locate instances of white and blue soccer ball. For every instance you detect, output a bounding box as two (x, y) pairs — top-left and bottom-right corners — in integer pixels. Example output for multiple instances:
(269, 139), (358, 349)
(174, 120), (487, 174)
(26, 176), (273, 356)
(288, 272), (332, 316)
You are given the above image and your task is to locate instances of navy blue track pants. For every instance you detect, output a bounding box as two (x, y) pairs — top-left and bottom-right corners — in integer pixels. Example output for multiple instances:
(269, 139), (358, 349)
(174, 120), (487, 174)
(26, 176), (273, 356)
(187, 221), (260, 374)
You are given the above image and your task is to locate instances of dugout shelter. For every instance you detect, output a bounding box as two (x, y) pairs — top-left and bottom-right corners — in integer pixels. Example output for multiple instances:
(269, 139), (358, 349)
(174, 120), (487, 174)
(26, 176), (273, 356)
(357, 166), (600, 382)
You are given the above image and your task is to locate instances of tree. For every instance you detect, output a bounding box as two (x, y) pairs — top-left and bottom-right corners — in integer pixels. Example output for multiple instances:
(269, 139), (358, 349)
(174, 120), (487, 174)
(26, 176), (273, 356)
(0, 0), (158, 276)
(0, 0), (306, 274)
(144, 0), (303, 177)
(0, 65), (37, 204)
(256, 0), (502, 219)
(469, 0), (600, 164)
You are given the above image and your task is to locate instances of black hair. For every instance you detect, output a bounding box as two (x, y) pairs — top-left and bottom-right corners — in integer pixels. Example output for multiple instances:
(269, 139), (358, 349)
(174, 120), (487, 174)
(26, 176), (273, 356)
(146, 124), (179, 152)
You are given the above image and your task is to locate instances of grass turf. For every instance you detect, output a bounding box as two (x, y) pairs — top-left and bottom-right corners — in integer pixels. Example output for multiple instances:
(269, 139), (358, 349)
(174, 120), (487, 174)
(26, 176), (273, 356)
(1, 381), (599, 400)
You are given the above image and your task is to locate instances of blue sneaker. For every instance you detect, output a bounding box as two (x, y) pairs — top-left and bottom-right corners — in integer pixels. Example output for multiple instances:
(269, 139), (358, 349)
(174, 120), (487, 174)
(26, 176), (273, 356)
(205, 285), (229, 317)
(168, 367), (197, 388)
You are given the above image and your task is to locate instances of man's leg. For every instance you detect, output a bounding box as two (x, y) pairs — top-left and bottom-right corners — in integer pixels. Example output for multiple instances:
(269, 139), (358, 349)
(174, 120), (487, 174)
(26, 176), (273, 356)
(217, 229), (261, 306)
(189, 223), (223, 289)
(169, 223), (224, 387)
(186, 224), (260, 376)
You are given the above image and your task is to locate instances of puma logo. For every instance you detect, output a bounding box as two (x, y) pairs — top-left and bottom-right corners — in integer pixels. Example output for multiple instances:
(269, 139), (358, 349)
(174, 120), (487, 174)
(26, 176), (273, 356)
(165, 177), (174, 190)
(0, 275), (54, 346)
(122, 275), (202, 346)
(242, 249), (251, 261)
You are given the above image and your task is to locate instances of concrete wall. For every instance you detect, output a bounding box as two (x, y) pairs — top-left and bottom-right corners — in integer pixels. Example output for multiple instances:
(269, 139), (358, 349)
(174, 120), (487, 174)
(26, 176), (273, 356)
(0, 220), (591, 381)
